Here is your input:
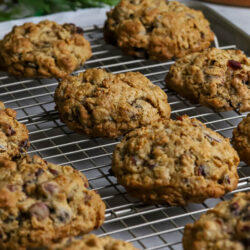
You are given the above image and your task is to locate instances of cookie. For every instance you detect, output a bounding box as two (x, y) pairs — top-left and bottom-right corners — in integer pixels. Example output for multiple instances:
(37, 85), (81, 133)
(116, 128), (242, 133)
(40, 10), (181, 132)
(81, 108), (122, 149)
(0, 20), (92, 78)
(104, 0), (214, 60)
(40, 234), (138, 250)
(0, 155), (105, 249)
(0, 101), (29, 159)
(54, 68), (171, 138)
(165, 48), (250, 112)
(183, 192), (250, 250)
(232, 114), (250, 165)
(112, 115), (239, 205)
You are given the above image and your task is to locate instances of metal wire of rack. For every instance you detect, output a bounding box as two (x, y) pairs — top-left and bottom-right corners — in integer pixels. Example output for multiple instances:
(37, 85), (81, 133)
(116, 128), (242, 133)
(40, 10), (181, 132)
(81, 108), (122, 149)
(0, 6), (250, 250)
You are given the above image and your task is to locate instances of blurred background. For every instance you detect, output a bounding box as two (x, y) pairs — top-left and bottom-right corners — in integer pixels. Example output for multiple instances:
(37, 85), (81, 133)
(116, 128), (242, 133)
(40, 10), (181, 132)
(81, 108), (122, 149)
(0, 0), (119, 21)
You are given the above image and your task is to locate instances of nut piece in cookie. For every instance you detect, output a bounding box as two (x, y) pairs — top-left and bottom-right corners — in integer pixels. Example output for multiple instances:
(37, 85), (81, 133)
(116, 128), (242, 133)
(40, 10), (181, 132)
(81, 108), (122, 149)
(0, 20), (92, 78)
(54, 68), (171, 138)
(104, 0), (214, 60)
(165, 48), (250, 112)
(232, 114), (250, 165)
(112, 115), (239, 205)
(41, 234), (139, 250)
(183, 192), (250, 250)
(0, 154), (105, 249)
(0, 101), (29, 159)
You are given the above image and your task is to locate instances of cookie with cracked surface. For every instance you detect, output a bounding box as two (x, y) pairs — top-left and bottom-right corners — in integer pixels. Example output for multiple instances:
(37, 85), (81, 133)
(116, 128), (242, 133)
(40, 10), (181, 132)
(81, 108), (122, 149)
(104, 0), (214, 60)
(165, 48), (250, 112)
(0, 101), (29, 159)
(0, 154), (105, 249)
(0, 20), (92, 78)
(183, 192), (250, 250)
(112, 115), (239, 205)
(54, 68), (171, 138)
(232, 114), (250, 165)
(38, 234), (138, 250)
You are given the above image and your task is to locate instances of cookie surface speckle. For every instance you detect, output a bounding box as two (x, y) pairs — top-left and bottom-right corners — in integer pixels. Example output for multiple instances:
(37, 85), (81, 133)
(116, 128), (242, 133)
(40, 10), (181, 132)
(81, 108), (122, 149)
(183, 192), (250, 250)
(104, 0), (214, 60)
(0, 155), (105, 249)
(0, 20), (92, 78)
(0, 101), (29, 159)
(165, 48), (250, 112)
(112, 115), (239, 205)
(54, 68), (171, 138)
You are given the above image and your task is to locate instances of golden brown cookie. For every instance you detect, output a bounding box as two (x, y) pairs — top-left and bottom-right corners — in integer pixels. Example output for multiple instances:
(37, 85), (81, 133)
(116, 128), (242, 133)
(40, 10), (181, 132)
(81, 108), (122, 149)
(39, 234), (138, 250)
(165, 48), (250, 112)
(112, 115), (239, 205)
(54, 68), (171, 138)
(232, 114), (250, 165)
(0, 101), (29, 159)
(104, 0), (214, 60)
(0, 155), (105, 249)
(0, 20), (92, 78)
(183, 192), (250, 250)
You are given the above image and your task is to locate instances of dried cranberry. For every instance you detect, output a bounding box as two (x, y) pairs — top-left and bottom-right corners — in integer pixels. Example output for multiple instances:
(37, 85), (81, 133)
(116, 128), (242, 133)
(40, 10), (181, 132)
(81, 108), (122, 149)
(228, 60), (242, 70)
(197, 165), (206, 177)
(230, 202), (240, 215)
(84, 194), (92, 204)
(130, 156), (137, 165)
(177, 116), (183, 121)
(7, 184), (17, 192)
(49, 168), (58, 176)
(242, 225), (250, 232)
(35, 168), (44, 178)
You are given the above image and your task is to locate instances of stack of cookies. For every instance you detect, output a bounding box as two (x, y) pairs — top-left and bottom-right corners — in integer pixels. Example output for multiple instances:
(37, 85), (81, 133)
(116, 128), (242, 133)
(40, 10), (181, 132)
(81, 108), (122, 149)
(0, 0), (249, 249)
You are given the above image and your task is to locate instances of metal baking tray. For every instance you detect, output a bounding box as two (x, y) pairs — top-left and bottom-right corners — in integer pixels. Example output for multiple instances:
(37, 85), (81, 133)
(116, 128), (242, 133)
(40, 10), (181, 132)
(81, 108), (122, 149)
(0, 1), (249, 249)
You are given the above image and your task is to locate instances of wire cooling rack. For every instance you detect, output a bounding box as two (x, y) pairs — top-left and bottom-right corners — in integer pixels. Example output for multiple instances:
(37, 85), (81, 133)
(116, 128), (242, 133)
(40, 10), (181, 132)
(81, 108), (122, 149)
(0, 2), (250, 249)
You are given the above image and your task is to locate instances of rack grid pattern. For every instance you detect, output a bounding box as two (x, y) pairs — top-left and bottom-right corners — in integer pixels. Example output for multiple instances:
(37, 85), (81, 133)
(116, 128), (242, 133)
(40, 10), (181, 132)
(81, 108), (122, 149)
(0, 20), (249, 250)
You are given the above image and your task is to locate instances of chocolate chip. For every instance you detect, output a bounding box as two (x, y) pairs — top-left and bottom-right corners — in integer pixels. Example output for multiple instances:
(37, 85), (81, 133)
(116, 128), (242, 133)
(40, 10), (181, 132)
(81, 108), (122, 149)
(200, 31), (205, 38)
(19, 139), (29, 152)
(197, 165), (206, 177)
(217, 179), (223, 184)
(42, 182), (58, 194)
(5, 125), (16, 136)
(49, 168), (58, 176)
(228, 60), (242, 70)
(108, 168), (115, 176)
(35, 168), (44, 178)
(29, 202), (50, 221)
(57, 210), (71, 223)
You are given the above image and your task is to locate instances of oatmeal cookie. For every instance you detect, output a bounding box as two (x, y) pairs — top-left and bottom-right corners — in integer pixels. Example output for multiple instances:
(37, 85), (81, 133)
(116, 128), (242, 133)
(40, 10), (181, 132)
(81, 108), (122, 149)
(40, 234), (138, 250)
(104, 0), (214, 60)
(54, 68), (171, 138)
(165, 48), (250, 112)
(0, 155), (105, 249)
(232, 114), (250, 165)
(0, 20), (92, 78)
(183, 192), (250, 250)
(112, 115), (239, 205)
(0, 101), (29, 159)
